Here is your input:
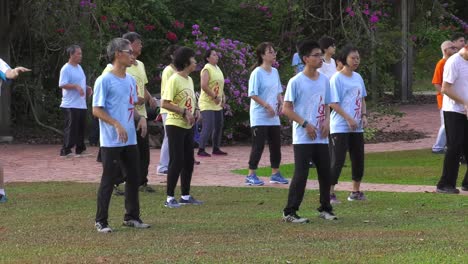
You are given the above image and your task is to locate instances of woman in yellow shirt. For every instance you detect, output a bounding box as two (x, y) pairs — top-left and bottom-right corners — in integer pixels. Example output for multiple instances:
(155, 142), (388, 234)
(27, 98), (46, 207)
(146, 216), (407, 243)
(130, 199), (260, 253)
(161, 47), (203, 208)
(197, 49), (228, 157)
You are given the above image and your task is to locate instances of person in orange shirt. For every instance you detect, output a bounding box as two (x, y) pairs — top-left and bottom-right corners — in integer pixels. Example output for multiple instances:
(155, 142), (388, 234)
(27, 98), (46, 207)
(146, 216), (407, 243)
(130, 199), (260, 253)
(431, 40), (458, 154)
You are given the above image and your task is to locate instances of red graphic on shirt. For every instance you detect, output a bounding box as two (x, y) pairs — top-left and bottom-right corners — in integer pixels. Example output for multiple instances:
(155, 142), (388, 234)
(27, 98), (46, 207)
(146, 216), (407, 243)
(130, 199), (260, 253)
(128, 85), (135, 122)
(353, 89), (361, 120)
(185, 92), (193, 113)
(315, 95), (326, 128)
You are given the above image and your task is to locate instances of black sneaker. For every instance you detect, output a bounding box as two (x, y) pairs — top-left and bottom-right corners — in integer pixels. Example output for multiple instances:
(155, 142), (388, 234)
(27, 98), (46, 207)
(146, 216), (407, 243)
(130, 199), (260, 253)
(436, 186), (460, 194)
(113, 185), (125, 196)
(122, 218), (151, 229)
(60, 149), (73, 158)
(179, 196), (203, 205)
(197, 150), (211, 157)
(212, 149), (228, 155)
(95, 222), (112, 233)
(282, 212), (310, 223)
(139, 184), (155, 193)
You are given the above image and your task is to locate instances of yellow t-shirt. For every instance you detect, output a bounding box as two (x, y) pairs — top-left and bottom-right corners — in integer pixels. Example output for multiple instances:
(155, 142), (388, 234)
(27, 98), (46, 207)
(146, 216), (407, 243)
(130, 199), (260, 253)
(160, 65), (177, 114)
(199, 63), (224, 111)
(162, 73), (196, 129)
(101, 61), (148, 117)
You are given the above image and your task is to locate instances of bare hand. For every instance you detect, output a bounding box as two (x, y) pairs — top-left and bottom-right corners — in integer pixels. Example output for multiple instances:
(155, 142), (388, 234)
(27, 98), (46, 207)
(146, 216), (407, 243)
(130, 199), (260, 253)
(114, 122), (128, 143)
(77, 85), (85, 97)
(149, 97), (157, 109)
(361, 116), (368, 128)
(320, 122), (330, 138)
(86, 86), (93, 97)
(346, 117), (358, 131)
(185, 111), (196, 126)
(213, 96), (221, 105)
(137, 118), (147, 138)
(136, 96), (145, 105)
(265, 104), (275, 117)
(305, 123), (317, 140)
(194, 109), (201, 121)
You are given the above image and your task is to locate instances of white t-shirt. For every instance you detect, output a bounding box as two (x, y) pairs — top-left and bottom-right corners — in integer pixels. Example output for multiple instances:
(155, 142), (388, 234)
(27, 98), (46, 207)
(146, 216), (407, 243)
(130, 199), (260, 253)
(318, 58), (337, 79)
(442, 53), (468, 114)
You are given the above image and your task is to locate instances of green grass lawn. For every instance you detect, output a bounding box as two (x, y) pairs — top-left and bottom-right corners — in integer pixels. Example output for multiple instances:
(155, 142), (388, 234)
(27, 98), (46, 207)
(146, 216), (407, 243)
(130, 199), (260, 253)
(234, 149), (467, 186)
(0, 182), (467, 263)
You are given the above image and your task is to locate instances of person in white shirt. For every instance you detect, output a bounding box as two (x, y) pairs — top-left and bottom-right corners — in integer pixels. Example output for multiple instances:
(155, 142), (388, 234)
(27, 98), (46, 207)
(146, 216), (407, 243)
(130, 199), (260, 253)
(318, 36), (337, 79)
(436, 44), (468, 194)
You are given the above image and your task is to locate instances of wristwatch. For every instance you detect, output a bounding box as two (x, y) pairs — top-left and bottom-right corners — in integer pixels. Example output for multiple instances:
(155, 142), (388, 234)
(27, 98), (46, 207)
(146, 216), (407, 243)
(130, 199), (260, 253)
(301, 120), (308, 128)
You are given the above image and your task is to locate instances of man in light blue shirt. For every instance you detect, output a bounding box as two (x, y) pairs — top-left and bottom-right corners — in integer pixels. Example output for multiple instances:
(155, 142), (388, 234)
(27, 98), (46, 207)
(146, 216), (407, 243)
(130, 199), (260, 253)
(58, 45), (92, 157)
(92, 38), (150, 233)
(282, 40), (337, 223)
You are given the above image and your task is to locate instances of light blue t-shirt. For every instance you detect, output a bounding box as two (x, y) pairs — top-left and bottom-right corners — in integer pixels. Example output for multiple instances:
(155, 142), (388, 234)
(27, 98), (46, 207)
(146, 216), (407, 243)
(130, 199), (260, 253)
(59, 63), (87, 109)
(284, 72), (331, 144)
(248, 67), (283, 127)
(92, 72), (138, 147)
(291, 53), (304, 73)
(329, 72), (367, 134)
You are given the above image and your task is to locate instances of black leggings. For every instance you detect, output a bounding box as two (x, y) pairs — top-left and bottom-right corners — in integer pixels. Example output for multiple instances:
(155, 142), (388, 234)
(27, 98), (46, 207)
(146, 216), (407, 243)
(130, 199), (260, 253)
(248, 126), (281, 170)
(329, 133), (364, 185)
(166, 125), (195, 197)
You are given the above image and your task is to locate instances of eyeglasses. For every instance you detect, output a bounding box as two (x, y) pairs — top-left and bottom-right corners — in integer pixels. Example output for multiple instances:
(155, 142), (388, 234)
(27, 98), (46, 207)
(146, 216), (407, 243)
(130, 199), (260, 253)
(120, 49), (134, 55)
(307, 53), (323, 58)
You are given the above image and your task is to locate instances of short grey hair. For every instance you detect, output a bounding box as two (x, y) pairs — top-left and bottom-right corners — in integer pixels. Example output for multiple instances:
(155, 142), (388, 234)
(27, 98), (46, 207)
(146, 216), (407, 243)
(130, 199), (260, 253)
(106, 38), (131, 63)
(66, 44), (81, 57)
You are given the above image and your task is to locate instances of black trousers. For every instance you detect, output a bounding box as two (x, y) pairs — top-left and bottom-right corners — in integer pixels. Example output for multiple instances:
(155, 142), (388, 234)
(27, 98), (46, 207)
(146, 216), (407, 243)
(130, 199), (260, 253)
(438, 111), (468, 189)
(135, 120), (150, 186)
(61, 108), (87, 155)
(166, 125), (195, 197)
(248, 126), (281, 170)
(96, 145), (141, 224)
(329, 133), (364, 185)
(284, 144), (333, 215)
(199, 110), (224, 150)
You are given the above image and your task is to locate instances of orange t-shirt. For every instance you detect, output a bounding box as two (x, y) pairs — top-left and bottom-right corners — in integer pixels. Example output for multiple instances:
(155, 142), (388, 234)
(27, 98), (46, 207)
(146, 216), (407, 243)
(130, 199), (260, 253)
(432, 58), (446, 109)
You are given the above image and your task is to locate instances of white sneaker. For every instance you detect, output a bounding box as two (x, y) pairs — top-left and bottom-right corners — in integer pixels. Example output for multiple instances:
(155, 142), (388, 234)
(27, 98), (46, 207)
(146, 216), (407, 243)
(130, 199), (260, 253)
(319, 211), (338, 220)
(282, 212), (310, 223)
(75, 151), (92, 158)
(95, 222), (112, 233)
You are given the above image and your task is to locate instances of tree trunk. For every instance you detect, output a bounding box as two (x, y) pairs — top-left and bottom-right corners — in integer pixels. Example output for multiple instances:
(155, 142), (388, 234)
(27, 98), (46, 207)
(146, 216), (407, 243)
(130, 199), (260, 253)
(0, 0), (12, 141)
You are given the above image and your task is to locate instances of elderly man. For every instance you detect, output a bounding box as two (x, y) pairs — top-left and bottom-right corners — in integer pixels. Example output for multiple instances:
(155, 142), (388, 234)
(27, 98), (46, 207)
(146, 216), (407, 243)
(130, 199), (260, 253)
(431, 40), (458, 154)
(58, 45), (92, 157)
(436, 44), (468, 194)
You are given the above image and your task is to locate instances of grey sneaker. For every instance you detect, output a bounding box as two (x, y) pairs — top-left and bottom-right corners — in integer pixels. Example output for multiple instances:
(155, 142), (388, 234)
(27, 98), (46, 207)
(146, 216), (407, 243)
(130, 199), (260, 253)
(164, 198), (181, 208)
(319, 211), (338, 220)
(179, 196), (203, 205)
(282, 213), (310, 223)
(330, 193), (341, 204)
(122, 219), (151, 229)
(348, 191), (367, 201)
(95, 222), (112, 233)
(436, 187), (460, 194)
(113, 185), (125, 196)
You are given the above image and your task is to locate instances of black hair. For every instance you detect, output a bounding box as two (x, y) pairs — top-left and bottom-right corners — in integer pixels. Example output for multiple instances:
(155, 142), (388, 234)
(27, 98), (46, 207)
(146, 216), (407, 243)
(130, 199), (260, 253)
(451, 32), (465, 42)
(66, 44), (81, 57)
(162, 45), (180, 65)
(106, 38), (131, 63)
(338, 44), (359, 66)
(254, 42), (274, 68)
(319, 36), (336, 52)
(298, 40), (320, 64)
(204, 49), (217, 62)
(173, 47), (195, 71)
(122, 32), (142, 43)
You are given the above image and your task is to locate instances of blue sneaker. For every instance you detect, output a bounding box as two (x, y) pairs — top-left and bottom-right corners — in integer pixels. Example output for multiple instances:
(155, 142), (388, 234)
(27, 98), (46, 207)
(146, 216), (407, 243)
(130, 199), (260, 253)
(0, 194), (7, 203)
(164, 198), (181, 208)
(270, 172), (289, 184)
(245, 174), (264, 186)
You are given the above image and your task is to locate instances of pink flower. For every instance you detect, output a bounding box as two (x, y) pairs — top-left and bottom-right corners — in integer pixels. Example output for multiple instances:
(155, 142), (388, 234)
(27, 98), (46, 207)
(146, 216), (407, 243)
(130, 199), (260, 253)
(100, 15), (107, 21)
(349, 11), (355, 17)
(172, 20), (185, 29)
(56, 28), (65, 33)
(345, 7), (352, 13)
(144, 24), (156, 31)
(166, 31), (178, 42)
(128, 22), (135, 32)
(363, 9), (370, 15)
(369, 15), (379, 24)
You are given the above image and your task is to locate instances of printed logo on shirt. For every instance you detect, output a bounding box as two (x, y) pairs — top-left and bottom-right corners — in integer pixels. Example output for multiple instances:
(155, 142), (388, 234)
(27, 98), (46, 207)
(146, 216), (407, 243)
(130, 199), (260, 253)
(316, 95), (326, 129)
(128, 85), (135, 122)
(353, 89), (362, 120)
